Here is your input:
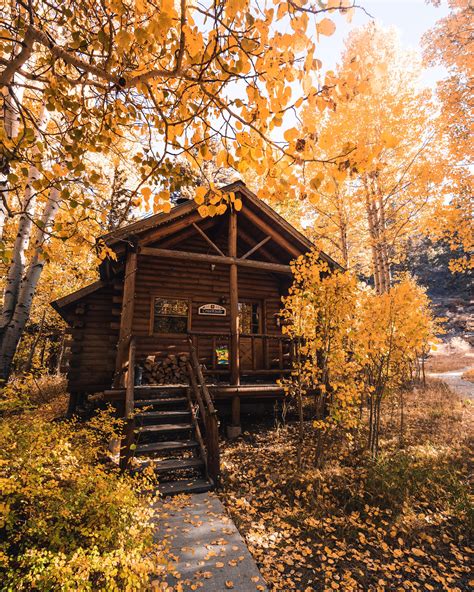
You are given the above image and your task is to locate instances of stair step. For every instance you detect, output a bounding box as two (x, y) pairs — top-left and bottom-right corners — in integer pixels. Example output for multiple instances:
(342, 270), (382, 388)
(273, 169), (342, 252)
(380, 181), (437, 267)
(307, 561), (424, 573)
(135, 439), (199, 454)
(135, 410), (191, 421)
(134, 386), (187, 399)
(137, 423), (193, 434)
(158, 478), (214, 497)
(137, 457), (204, 473)
(134, 397), (187, 407)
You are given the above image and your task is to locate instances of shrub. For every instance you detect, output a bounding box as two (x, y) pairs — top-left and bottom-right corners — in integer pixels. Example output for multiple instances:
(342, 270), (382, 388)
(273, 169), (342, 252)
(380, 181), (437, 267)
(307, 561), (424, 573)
(0, 372), (67, 414)
(0, 408), (170, 590)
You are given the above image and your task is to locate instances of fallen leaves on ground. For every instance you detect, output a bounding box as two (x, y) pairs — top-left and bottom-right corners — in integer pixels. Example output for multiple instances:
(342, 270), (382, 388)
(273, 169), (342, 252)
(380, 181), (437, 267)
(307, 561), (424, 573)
(219, 385), (473, 591)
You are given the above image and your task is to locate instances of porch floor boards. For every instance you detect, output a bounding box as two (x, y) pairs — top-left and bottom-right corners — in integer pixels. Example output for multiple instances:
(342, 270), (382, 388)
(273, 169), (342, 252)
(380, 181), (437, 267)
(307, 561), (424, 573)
(102, 382), (285, 402)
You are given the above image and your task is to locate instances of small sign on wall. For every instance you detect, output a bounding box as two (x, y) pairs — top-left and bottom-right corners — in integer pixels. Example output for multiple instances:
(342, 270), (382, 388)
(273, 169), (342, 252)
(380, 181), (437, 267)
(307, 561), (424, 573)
(198, 303), (227, 316)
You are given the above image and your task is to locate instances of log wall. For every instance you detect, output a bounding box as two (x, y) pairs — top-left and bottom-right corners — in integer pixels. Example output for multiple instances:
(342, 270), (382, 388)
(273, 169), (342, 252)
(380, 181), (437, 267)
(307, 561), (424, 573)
(63, 283), (118, 393)
(62, 230), (291, 393)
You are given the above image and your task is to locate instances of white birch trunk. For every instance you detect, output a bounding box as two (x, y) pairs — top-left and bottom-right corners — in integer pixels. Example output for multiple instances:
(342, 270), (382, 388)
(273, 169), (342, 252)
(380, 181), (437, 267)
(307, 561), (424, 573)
(1, 0), (29, 240)
(1, 86), (25, 241)
(0, 191), (6, 242)
(0, 187), (61, 379)
(364, 177), (383, 294)
(0, 102), (48, 333)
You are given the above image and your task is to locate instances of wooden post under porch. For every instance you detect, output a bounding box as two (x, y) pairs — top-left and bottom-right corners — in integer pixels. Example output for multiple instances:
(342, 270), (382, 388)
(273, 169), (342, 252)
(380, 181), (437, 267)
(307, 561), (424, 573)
(228, 207), (241, 438)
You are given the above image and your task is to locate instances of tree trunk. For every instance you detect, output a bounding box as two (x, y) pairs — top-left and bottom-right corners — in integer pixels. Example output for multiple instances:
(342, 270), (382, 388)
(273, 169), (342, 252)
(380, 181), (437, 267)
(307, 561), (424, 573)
(375, 178), (391, 291)
(296, 337), (304, 469)
(0, 187), (60, 380)
(0, 5), (32, 239)
(0, 102), (49, 335)
(55, 331), (66, 374)
(24, 307), (47, 372)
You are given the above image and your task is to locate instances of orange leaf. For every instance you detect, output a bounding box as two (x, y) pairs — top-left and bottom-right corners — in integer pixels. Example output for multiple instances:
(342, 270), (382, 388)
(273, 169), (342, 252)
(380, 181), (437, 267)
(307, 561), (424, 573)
(317, 18), (336, 36)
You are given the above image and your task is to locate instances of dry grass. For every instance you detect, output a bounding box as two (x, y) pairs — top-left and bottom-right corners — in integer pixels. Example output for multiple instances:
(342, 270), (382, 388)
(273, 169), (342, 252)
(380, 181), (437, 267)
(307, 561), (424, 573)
(462, 368), (474, 383)
(0, 373), (68, 418)
(425, 353), (473, 373)
(425, 336), (473, 373)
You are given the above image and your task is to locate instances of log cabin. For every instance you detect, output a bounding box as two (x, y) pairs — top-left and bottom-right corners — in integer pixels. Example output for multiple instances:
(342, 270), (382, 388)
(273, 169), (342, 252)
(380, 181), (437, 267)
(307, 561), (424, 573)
(51, 180), (338, 494)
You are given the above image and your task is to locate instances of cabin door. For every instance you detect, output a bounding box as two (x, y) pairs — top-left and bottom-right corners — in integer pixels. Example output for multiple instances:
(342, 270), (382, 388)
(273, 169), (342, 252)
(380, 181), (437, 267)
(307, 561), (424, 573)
(238, 300), (263, 371)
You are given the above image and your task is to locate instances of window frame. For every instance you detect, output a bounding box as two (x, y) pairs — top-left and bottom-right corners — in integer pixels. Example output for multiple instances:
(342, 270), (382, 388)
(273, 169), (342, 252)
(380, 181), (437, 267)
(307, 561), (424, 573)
(238, 299), (263, 336)
(149, 295), (192, 336)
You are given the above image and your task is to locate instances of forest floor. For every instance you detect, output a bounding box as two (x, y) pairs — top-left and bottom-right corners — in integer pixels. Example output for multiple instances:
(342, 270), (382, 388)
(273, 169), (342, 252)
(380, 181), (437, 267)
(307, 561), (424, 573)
(219, 383), (473, 592)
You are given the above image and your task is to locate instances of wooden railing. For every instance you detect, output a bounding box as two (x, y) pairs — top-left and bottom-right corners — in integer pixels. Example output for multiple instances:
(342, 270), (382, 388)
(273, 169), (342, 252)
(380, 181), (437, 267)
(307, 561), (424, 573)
(188, 330), (294, 372)
(187, 338), (220, 483)
(120, 336), (136, 469)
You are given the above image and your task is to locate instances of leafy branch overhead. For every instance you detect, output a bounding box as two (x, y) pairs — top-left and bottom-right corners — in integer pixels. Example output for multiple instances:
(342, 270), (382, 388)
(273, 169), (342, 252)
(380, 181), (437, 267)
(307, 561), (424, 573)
(1, 0), (357, 218)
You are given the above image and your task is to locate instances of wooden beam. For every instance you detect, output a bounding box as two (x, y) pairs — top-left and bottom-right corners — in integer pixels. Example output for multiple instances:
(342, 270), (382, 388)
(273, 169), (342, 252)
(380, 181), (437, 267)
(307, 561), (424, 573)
(113, 250), (137, 387)
(138, 210), (204, 246)
(242, 206), (301, 259)
(138, 246), (292, 274)
(241, 235), (271, 259)
(238, 226), (279, 263)
(192, 222), (225, 256)
(229, 209), (240, 389)
(159, 218), (214, 248)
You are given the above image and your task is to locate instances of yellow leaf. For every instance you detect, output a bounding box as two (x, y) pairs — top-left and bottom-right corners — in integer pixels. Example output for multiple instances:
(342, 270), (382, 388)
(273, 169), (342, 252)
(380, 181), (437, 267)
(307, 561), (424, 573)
(317, 18), (336, 37)
(198, 204), (209, 217)
(52, 163), (67, 177)
(195, 186), (207, 205)
(234, 198), (243, 211)
(310, 174), (323, 190)
(116, 29), (133, 51)
(284, 127), (299, 143)
(381, 131), (398, 149)
(141, 186), (152, 200)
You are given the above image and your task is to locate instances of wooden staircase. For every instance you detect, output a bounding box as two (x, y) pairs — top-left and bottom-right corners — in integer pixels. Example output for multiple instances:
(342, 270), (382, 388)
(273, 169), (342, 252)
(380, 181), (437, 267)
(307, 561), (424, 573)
(119, 338), (220, 496)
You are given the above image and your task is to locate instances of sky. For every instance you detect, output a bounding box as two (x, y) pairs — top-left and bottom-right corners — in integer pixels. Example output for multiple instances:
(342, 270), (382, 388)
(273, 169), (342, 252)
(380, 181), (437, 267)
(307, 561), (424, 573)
(316, 0), (449, 87)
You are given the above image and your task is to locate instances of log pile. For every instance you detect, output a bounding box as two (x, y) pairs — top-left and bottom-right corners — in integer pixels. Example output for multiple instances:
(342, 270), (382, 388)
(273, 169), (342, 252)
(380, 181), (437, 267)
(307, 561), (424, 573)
(142, 354), (189, 384)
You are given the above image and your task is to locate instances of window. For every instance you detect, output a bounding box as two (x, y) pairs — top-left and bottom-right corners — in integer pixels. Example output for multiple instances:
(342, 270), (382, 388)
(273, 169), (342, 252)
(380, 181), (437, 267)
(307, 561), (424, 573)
(238, 302), (260, 334)
(153, 297), (189, 334)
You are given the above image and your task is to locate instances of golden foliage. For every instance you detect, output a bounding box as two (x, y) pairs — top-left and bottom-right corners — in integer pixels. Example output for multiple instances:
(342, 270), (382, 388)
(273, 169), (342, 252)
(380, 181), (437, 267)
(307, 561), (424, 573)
(281, 253), (440, 457)
(0, 406), (172, 590)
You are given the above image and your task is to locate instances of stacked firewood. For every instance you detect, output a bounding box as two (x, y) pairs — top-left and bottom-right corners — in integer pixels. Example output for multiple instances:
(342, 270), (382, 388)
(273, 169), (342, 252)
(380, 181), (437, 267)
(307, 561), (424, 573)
(141, 354), (189, 384)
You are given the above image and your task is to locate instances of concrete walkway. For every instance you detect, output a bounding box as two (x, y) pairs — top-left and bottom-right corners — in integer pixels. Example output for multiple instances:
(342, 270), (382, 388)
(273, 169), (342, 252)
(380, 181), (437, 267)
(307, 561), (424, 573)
(428, 366), (474, 399)
(153, 492), (267, 591)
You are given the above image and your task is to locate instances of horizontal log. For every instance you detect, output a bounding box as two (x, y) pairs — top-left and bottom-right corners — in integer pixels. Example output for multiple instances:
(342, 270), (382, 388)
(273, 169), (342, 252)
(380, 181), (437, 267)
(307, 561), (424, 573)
(139, 247), (292, 274)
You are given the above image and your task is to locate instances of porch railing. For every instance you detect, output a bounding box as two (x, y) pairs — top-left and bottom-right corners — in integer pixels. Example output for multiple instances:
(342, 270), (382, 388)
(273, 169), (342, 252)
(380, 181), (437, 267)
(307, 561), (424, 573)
(188, 330), (294, 372)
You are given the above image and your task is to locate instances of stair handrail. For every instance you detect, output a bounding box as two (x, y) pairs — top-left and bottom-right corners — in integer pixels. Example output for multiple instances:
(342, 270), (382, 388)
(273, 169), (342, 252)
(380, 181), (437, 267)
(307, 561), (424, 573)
(188, 339), (217, 415)
(184, 380), (208, 477)
(124, 336), (136, 418)
(120, 336), (136, 469)
(187, 338), (220, 483)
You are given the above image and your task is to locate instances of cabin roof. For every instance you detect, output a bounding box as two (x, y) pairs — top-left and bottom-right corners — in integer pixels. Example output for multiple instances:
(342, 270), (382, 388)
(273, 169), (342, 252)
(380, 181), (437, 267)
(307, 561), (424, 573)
(101, 180), (314, 251)
(51, 280), (106, 312)
(52, 180), (340, 315)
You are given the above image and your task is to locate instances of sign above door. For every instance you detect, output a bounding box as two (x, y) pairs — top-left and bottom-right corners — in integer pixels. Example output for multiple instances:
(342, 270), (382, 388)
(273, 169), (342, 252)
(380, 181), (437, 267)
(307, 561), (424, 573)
(198, 303), (227, 316)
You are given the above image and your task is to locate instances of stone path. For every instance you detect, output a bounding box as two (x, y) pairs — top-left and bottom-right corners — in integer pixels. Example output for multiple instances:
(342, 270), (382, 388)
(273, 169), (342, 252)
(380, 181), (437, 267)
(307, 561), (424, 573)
(153, 492), (267, 591)
(427, 366), (474, 399)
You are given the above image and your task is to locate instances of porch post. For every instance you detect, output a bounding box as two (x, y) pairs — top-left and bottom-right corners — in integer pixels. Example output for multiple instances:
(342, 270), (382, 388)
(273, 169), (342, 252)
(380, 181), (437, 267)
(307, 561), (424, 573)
(113, 249), (137, 388)
(228, 207), (241, 436)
